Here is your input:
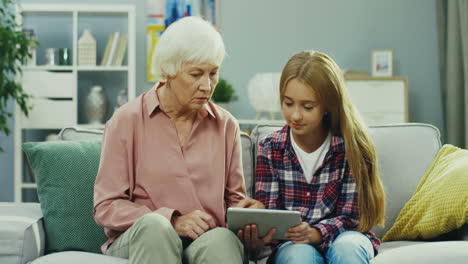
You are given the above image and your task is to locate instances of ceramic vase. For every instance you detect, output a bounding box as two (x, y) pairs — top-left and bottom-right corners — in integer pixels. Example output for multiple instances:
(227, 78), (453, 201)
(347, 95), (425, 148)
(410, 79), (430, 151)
(84, 85), (108, 124)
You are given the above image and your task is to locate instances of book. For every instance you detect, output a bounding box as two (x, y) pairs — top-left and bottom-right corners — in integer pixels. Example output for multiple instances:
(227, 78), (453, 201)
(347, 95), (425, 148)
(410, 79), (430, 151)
(106, 32), (120, 66)
(112, 34), (128, 66)
(100, 34), (114, 66)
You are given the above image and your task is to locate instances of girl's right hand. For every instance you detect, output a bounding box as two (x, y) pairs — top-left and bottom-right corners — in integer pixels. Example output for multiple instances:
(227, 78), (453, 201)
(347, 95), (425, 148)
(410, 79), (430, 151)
(237, 224), (277, 248)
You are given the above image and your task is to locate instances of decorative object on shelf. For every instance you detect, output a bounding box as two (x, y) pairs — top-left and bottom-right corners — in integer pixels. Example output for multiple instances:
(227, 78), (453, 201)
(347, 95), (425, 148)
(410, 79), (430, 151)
(0, 0), (36, 152)
(114, 88), (128, 112)
(84, 85), (108, 124)
(247, 72), (281, 120)
(22, 28), (37, 66)
(371, 49), (393, 77)
(101, 32), (120, 66)
(44, 48), (58, 65)
(212, 78), (236, 111)
(45, 133), (59, 141)
(78, 29), (96, 65)
(58, 48), (71, 65)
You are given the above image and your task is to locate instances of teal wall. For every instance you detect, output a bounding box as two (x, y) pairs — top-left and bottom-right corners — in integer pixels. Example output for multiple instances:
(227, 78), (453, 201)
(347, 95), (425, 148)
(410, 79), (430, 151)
(0, 0), (442, 201)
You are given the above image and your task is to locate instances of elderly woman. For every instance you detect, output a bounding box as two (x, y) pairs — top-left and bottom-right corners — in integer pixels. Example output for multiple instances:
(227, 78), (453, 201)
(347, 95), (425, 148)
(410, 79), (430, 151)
(93, 16), (259, 264)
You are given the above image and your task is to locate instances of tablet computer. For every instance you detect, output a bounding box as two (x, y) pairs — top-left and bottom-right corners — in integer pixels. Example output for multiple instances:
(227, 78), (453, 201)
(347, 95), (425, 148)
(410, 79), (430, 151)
(227, 207), (301, 240)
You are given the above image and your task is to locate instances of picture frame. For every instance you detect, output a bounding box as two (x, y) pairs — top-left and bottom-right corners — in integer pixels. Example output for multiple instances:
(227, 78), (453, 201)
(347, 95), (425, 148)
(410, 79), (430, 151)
(371, 50), (393, 77)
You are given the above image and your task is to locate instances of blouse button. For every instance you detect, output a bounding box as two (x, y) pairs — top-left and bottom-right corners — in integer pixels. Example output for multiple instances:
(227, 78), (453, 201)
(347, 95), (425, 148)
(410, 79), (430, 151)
(306, 192), (310, 196)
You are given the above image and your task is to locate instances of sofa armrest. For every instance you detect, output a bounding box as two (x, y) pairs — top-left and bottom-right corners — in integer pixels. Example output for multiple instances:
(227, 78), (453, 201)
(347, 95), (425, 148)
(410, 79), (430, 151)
(0, 202), (45, 264)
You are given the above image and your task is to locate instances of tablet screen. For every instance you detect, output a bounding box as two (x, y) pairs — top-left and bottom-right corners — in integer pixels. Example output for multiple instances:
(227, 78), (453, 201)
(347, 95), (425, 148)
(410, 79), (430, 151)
(227, 207), (301, 240)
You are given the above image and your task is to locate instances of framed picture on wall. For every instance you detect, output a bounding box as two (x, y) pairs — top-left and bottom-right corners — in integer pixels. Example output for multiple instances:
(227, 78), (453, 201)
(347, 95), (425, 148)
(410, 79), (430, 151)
(146, 0), (219, 82)
(371, 50), (393, 77)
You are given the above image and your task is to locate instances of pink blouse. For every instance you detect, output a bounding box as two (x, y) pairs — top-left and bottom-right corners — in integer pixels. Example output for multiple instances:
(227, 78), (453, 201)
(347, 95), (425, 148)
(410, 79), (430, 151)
(93, 84), (246, 253)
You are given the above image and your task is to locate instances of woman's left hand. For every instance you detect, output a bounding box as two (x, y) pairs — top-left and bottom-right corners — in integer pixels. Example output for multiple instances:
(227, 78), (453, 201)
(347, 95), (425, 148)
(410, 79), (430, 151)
(285, 222), (323, 245)
(236, 197), (265, 209)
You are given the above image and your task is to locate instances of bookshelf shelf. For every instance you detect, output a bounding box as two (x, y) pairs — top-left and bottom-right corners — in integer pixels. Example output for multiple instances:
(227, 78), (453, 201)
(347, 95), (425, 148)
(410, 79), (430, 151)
(77, 66), (129, 71)
(22, 65), (74, 71)
(14, 4), (136, 202)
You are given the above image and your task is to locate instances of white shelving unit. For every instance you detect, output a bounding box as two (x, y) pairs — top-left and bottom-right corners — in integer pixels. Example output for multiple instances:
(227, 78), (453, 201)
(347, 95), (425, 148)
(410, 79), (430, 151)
(14, 4), (136, 202)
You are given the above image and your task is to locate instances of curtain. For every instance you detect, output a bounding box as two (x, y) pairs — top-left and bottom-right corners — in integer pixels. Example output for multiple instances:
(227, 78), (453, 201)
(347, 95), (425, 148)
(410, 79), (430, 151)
(437, 0), (468, 148)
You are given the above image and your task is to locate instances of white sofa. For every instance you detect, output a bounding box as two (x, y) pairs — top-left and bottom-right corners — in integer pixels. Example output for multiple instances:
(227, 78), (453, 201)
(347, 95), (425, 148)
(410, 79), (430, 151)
(1, 123), (467, 264)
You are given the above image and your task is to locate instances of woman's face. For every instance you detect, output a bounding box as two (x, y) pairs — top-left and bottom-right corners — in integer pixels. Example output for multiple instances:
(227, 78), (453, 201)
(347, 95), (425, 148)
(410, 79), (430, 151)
(167, 62), (219, 111)
(281, 78), (326, 137)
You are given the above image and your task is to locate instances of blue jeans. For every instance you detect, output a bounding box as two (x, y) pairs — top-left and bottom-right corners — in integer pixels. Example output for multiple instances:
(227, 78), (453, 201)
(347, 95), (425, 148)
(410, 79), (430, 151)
(274, 231), (374, 264)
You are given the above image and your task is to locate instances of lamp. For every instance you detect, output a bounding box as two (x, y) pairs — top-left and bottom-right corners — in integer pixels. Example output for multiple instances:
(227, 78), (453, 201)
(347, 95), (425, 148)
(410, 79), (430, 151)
(247, 72), (281, 120)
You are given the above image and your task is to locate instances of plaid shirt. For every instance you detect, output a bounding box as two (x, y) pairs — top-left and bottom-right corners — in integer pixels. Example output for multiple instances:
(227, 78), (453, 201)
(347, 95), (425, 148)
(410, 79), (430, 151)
(255, 125), (380, 254)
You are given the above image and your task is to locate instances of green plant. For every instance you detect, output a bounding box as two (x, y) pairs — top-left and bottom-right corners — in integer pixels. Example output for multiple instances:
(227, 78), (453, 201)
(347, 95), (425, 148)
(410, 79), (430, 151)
(0, 0), (34, 151)
(212, 78), (237, 103)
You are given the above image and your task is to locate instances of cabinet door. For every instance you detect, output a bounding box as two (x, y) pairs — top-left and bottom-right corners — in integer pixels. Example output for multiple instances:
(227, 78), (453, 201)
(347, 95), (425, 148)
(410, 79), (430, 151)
(22, 71), (75, 98)
(345, 80), (407, 125)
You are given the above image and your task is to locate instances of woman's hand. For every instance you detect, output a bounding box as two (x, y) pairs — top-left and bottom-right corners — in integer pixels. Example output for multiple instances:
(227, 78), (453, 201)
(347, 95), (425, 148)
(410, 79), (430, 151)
(236, 197), (265, 209)
(237, 224), (277, 249)
(172, 210), (216, 240)
(285, 222), (323, 245)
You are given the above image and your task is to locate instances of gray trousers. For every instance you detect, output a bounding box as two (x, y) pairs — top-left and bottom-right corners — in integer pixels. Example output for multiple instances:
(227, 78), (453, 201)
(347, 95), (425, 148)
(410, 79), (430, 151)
(106, 212), (245, 264)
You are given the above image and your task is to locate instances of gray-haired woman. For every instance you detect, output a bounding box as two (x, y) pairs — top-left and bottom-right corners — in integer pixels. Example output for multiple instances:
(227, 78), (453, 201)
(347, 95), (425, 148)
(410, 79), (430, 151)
(93, 16), (262, 264)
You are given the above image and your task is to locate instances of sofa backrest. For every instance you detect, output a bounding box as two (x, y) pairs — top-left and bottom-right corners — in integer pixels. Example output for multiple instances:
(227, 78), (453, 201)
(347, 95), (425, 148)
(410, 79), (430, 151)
(60, 123), (442, 238)
(250, 123), (442, 238)
(58, 127), (255, 197)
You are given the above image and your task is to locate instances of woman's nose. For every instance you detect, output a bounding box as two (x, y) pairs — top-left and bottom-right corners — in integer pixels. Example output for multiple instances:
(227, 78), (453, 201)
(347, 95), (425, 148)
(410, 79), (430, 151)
(199, 76), (211, 91)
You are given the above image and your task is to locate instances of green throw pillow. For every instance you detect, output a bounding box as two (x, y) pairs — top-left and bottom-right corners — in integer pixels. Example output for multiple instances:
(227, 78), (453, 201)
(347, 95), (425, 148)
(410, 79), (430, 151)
(22, 140), (107, 254)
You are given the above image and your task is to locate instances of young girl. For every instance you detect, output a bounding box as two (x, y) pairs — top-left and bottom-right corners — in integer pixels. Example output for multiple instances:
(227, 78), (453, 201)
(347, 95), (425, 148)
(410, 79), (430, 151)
(245, 51), (385, 264)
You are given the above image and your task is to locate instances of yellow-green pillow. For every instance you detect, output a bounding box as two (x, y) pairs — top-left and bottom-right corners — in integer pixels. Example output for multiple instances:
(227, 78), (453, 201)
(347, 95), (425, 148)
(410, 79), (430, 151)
(383, 144), (468, 241)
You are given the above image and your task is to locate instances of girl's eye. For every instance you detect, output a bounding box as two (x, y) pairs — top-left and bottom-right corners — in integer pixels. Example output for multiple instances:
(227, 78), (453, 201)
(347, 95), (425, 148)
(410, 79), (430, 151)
(284, 102), (293, 107)
(304, 106), (314, 110)
(191, 73), (202, 77)
(210, 72), (217, 77)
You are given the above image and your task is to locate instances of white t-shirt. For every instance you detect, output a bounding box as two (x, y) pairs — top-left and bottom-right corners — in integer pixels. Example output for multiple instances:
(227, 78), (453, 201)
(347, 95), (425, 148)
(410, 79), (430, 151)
(290, 132), (331, 184)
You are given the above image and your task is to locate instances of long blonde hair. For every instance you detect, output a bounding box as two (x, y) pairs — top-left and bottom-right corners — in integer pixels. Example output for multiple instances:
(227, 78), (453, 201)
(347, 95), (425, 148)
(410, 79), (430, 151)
(279, 50), (385, 231)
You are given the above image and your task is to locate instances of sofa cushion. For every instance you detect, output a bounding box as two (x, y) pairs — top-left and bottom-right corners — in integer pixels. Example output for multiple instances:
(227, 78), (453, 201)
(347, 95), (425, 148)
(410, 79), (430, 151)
(30, 251), (127, 264)
(371, 241), (468, 264)
(383, 144), (468, 241)
(22, 140), (107, 254)
(0, 203), (44, 264)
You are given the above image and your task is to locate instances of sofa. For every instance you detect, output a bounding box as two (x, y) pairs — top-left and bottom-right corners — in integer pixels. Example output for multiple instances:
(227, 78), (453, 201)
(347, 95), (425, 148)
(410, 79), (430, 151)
(1, 123), (467, 264)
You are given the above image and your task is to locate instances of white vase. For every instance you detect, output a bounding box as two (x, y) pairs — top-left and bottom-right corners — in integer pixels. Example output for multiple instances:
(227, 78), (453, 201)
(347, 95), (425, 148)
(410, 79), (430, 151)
(84, 85), (108, 124)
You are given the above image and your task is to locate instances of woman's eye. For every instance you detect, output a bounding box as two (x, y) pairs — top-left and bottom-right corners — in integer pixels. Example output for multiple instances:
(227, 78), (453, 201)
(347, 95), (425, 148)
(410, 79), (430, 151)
(191, 73), (202, 77)
(284, 102), (293, 107)
(304, 106), (314, 110)
(210, 72), (217, 77)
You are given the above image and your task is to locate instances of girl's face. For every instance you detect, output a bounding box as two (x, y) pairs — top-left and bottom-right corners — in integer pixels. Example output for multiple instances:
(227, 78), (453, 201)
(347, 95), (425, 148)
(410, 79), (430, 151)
(281, 78), (326, 137)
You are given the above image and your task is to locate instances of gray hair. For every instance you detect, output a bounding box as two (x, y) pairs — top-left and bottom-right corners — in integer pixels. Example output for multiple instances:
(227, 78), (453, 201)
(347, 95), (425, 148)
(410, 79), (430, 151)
(151, 16), (225, 81)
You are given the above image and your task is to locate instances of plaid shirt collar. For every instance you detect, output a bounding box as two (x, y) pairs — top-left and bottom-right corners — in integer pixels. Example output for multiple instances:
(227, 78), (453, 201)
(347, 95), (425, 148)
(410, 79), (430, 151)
(273, 125), (345, 158)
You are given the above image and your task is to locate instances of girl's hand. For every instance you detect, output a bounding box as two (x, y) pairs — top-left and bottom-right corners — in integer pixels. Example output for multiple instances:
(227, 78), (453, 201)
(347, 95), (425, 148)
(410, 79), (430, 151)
(236, 197), (265, 209)
(237, 224), (277, 249)
(285, 222), (323, 245)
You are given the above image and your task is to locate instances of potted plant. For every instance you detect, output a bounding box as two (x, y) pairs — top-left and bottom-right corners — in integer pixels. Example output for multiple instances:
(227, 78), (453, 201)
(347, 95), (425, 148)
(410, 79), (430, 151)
(0, 0), (35, 151)
(212, 77), (237, 110)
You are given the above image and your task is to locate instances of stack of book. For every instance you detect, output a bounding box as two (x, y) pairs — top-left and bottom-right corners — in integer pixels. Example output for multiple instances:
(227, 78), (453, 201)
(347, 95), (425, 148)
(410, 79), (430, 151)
(100, 32), (128, 66)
